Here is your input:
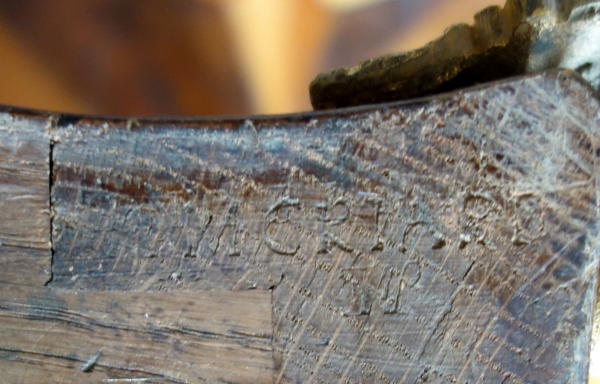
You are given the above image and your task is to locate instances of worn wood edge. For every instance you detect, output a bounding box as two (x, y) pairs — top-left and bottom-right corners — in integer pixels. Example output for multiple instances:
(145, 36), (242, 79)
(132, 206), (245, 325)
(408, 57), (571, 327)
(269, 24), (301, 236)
(0, 69), (583, 128)
(0, 112), (51, 250)
(0, 111), (52, 287)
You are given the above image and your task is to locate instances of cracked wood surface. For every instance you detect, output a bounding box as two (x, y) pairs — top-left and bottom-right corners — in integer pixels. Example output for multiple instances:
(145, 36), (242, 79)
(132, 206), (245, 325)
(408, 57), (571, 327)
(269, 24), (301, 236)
(0, 70), (598, 383)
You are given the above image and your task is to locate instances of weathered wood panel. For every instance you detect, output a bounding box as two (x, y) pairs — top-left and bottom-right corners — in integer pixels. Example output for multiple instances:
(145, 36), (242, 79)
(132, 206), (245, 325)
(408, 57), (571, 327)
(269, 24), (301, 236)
(0, 112), (49, 249)
(0, 111), (50, 286)
(0, 283), (273, 383)
(48, 70), (600, 383)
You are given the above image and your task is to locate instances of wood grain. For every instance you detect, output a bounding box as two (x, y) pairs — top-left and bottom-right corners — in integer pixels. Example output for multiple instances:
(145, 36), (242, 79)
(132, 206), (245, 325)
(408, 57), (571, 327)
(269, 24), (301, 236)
(47, 70), (600, 383)
(0, 283), (273, 383)
(0, 112), (49, 249)
(0, 111), (51, 287)
(0, 247), (51, 286)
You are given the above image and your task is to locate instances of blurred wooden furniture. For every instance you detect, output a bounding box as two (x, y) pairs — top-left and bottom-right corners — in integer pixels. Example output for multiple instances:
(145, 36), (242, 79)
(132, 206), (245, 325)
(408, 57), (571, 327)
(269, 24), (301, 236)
(0, 0), (503, 116)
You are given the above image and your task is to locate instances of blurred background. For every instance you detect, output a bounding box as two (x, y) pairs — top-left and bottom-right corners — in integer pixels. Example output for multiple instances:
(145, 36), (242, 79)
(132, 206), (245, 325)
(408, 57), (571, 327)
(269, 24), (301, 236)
(0, 0), (504, 117)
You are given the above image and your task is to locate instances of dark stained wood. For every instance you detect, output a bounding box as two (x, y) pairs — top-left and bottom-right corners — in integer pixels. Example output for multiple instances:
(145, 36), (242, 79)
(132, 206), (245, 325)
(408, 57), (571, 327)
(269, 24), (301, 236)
(45, 70), (600, 383)
(0, 283), (273, 383)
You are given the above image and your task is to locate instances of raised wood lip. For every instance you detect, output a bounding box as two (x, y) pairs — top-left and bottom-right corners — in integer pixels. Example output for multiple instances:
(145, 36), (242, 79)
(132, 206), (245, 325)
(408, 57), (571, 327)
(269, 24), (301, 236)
(0, 69), (596, 129)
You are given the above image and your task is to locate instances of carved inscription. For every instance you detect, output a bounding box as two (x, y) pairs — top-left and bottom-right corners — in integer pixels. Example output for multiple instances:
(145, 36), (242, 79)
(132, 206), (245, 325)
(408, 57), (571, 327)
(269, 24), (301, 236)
(264, 193), (387, 258)
(365, 193), (386, 251)
(315, 197), (352, 253)
(51, 158), (560, 383)
(50, 72), (599, 384)
(377, 260), (422, 314)
(264, 197), (301, 255)
(209, 201), (240, 256)
(51, 146), (584, 384)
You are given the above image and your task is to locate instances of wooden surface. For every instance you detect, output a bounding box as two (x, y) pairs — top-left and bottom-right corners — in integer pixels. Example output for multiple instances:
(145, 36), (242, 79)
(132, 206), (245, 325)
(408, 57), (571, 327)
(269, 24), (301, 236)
(0, 70), (598, 383)
(0, 284), (273, 383)
(0, 109), (277, 383)
(0, 111), (50, 286)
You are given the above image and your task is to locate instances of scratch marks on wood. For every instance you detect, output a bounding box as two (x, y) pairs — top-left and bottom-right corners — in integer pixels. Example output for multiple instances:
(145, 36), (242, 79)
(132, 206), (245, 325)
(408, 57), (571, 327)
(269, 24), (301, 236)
(209, 201), (241, 256)
(47, 71), (600, 383)
(81, 350), (101, 372)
